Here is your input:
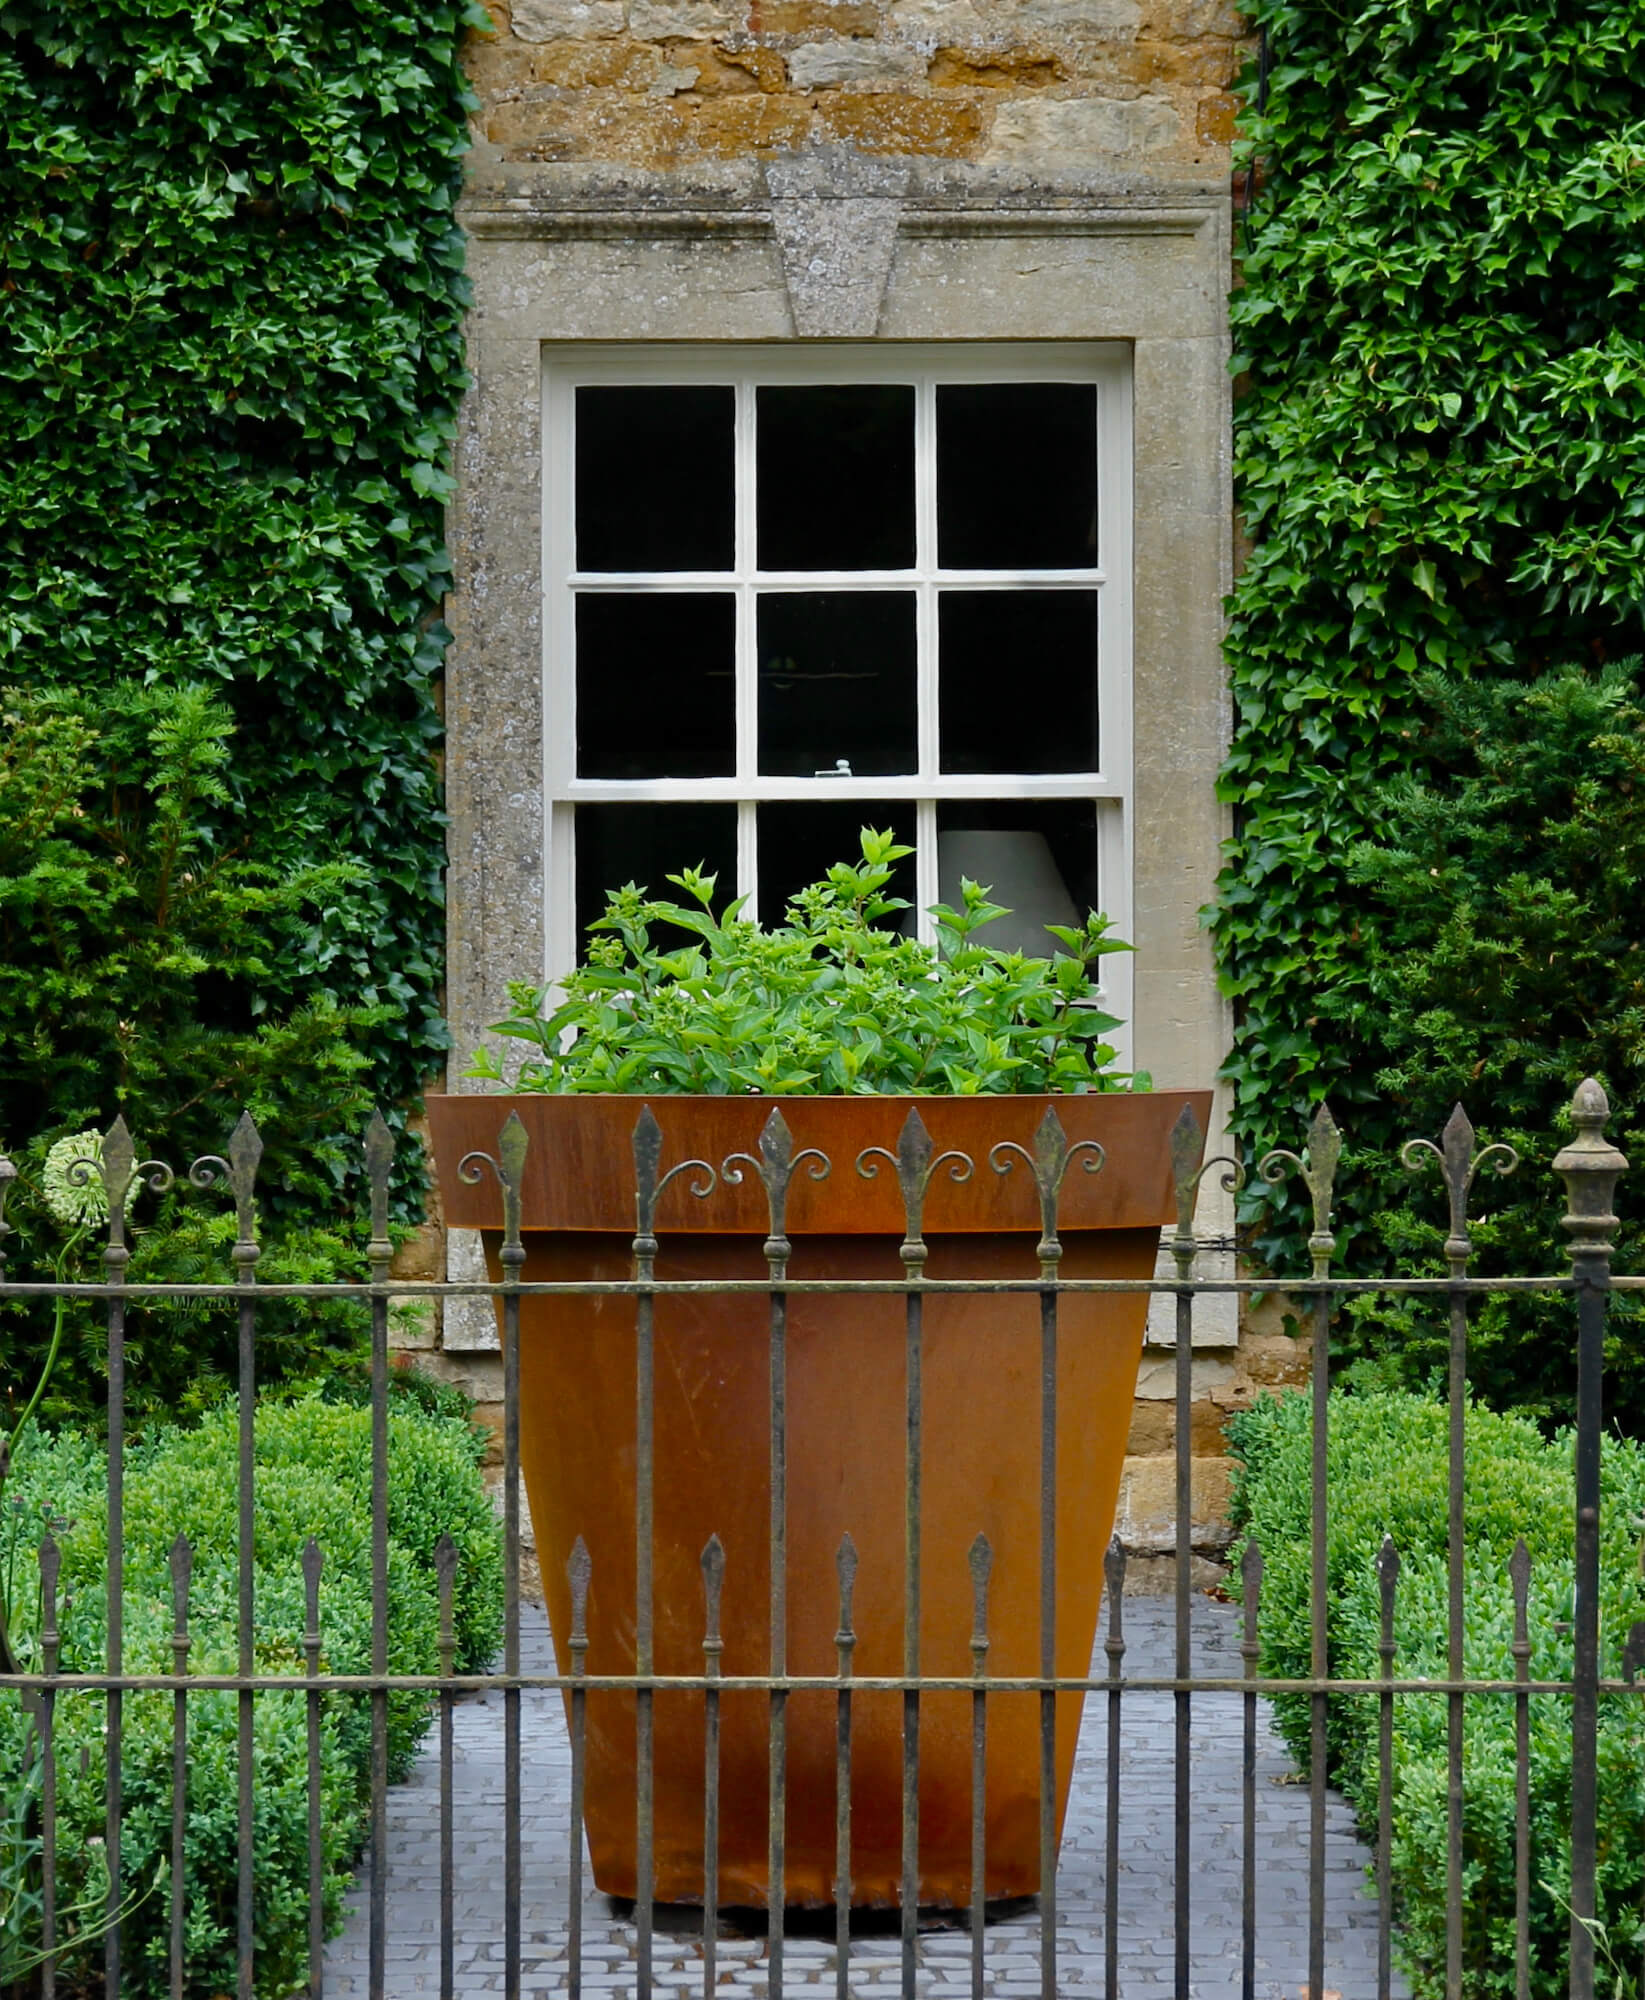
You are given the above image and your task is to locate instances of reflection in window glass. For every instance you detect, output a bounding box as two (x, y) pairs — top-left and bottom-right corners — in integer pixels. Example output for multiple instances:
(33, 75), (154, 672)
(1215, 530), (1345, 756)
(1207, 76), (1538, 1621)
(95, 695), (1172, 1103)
(576, 386), (735, 572)
(937, 384), (1098, 570)
(574, 802), (739, 947)
(758, 801), (916, 927)
(938, 591), (1098, 774)
(758, 592), (917, 778)
(935, 801), (1100, 957)
(757, 386), (916, 571)
(577, 594), (736, 779)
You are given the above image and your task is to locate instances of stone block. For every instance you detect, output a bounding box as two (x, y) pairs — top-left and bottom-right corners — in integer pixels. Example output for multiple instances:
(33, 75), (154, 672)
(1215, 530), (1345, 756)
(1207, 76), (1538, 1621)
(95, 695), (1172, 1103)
(813, 88), (984, 151)
(788, 36), (921, 84)
(926, 44), (1063, 85)
(512, 0), (626, 37)
(1115, 1452), (1233, 1553)
(388, 1298), (440, 1352)
(1195, 88), (1237, 144)
(983, 88), (1180, 160)
(682, 41), (789, 92)
(628, 0), (743, 36)
(757, 0), (881, 33)
(1011, 0), (1140, 38)
(390, 1218), (446, 1282)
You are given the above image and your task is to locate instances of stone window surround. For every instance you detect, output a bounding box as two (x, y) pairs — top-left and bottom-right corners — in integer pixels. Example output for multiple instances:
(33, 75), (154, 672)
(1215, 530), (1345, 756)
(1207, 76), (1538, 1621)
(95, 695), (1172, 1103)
(441, 155), (1236, 1347)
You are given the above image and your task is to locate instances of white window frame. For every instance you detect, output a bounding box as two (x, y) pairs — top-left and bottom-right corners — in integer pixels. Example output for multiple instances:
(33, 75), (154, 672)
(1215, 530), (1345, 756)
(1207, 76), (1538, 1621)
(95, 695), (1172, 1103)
(541, 341), (1135, 1056)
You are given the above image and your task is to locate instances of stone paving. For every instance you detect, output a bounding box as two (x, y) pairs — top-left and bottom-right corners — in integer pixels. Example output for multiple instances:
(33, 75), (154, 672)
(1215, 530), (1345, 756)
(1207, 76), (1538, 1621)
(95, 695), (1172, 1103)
(325, 1598), (1406, 1997)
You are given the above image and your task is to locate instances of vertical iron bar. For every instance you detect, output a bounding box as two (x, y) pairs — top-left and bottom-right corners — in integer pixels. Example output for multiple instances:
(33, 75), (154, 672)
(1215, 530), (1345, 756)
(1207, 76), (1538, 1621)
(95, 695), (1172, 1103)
(728, 1107), (825, 2000)
(1102, 1536), (1126, 2000)
(101, 1118), (136, 2000)
(630, 1108), (667, 2000)
(1552, 1080), (1624, 2000)
(834, 1533), (857, 2000)
(989, 1108), (1099, 2000)
(435, 1533), (458, 2000)
(968, 1534), (992, 2000)
(1166, 1105), (1208, 2000)
(497, 1114), (528, 2000)
(1240, 1539), (1261, 2000)
(170, 1534), (192, 2000)
(304, 1538), (326, 2000)
(568, 1538), (592, 2000)
(365, 1115), (393, 2000)
(39, 1532), (60, 2000)
(227, 1113), (263, 2000)
(902, 1286), (923, 2000)
(1038, 1271), (1057, 2000)
(703, 1535), (726, 2000)
(1376, 1537), (1399, 2000)
(1307, 1274), (1329, 2000)
(1510, 1538), (1531, 2000)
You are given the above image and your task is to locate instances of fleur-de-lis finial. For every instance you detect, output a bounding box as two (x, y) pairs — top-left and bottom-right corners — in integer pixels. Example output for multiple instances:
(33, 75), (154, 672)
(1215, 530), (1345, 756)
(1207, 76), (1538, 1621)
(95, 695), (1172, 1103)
(1168, 1101), (1243, 1277)
(722, 1106), (829, 1272)
(1400, 1103), (1517, 1274)
(1258, 1102), (1342, 1279)
(990, 1106), (1104, 1274)
(856, 1107), (973, 1271)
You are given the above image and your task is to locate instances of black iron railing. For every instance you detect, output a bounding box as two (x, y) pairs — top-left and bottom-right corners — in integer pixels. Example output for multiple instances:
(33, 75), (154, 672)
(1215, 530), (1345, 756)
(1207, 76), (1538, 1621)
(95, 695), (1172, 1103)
(0, 1086), (1640, 2000)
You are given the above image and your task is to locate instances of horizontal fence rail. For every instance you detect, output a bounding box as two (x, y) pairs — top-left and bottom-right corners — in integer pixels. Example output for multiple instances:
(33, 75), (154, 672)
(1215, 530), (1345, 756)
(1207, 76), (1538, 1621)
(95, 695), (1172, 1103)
(0, 1087), (1641, 2000)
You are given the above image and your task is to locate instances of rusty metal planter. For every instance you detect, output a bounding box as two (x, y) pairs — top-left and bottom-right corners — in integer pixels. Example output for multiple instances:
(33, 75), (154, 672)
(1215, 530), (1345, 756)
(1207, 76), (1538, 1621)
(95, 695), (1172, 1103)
(427, 1090), (1208, 1911)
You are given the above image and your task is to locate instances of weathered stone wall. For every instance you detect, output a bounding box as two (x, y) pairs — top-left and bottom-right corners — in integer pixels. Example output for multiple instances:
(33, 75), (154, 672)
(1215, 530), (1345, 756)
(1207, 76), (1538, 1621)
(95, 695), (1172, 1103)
(466, 0), (1246, 177)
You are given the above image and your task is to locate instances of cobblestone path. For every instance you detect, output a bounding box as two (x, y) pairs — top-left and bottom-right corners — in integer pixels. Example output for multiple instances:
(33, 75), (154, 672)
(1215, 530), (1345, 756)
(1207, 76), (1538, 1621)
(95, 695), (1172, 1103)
(325, 1598), (1405, 1998)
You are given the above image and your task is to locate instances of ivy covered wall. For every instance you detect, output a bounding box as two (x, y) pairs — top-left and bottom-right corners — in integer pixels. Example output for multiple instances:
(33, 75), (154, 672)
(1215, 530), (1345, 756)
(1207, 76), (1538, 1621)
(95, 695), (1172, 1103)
(0, 0), (489, 1132)
(1215, 0), (1645, 1241)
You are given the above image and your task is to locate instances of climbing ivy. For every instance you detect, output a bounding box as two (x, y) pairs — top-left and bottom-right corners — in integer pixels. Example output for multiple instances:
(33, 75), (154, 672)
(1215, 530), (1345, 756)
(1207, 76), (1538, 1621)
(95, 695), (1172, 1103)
(0, 0), (490, 1155)
(1215, 0), (1645, 1264)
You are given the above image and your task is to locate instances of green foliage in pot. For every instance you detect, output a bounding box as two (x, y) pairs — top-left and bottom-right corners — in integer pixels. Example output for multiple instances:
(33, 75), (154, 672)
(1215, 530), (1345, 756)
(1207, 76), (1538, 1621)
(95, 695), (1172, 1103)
(471, 828), (1145, 1096)
(1230, 1388), (1645, 1999)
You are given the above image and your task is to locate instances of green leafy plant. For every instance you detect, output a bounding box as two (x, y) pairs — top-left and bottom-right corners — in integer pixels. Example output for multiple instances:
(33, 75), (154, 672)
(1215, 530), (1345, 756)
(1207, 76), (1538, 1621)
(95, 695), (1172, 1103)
(0, 1396), (502, 1999)
(472, 827), (1144, 1097)
(1230, 1389), (1645, 1999)
(1313, 659), (1645, 1430)
(0, 684), (393, 1428)
(0, 0), (480, 1142)
(1213, 2), (1645, 1264)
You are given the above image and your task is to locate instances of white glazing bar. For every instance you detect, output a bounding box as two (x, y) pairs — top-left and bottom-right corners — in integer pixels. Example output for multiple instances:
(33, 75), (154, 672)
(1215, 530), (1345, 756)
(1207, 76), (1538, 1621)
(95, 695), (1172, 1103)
(738, 800), (758, 926)
(915, 798), (938, 948)
(563, 773), (1122, 803)
(915, 377), (940, 787)
(735, 379), (758, 789)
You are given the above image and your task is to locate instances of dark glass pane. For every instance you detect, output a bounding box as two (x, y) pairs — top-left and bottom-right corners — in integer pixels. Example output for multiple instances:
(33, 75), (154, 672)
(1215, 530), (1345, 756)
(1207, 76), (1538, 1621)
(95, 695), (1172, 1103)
(938, 591), (1098, 774)
(577, 594), (735, 779)
(936, 384), (1098, 569)
(758, 593), (917, 778)
(758, 800), (916, 926)
(574, 802), (739, 950)
(575, 386), (734, 572)
(935, 801), (1100, 956)
(756, 386), (915, 571)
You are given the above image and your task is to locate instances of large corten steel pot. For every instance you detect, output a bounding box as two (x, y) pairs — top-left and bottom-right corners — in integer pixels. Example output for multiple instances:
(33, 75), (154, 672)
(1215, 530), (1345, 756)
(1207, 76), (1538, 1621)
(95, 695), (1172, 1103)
(427, 1091), (1208, 1910)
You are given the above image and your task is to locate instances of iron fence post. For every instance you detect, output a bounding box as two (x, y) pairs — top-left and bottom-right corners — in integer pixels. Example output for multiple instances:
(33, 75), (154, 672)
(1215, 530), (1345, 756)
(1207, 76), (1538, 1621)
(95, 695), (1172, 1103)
(1552, 1078), (1625, 2000)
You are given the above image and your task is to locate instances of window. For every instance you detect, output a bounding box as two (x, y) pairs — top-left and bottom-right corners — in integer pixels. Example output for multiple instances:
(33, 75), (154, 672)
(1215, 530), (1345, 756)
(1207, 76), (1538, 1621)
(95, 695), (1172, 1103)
(542, 344), (1133, 1040)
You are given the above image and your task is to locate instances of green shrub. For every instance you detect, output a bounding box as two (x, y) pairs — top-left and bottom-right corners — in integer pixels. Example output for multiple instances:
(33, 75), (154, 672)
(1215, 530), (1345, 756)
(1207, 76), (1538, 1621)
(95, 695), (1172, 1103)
(1230, 1389), (1645, 1998)
(0, 1397), (502, 1997)
(0, 0), (481, 1131)
(1315, 660), (1645, 1432)
(1212, 0), (1645, 1264)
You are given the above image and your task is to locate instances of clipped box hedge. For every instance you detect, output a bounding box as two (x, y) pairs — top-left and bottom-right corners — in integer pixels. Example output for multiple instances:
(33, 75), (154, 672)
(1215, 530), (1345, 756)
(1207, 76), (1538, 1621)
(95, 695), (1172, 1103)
(1230, 1390), (1645, 1999)
(0, 1395), (503, 1997)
